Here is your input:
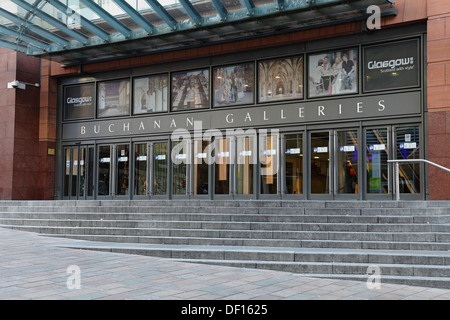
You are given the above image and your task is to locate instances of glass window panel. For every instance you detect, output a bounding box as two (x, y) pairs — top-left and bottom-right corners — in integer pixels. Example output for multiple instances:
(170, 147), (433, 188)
(213, 63), (255, 107)
(171, 69), (210, 111)
(308, 48), (358, 98)
(133, 74), (168, 114)
(258, 56), (303, 103)
(97, 79), (130, 118)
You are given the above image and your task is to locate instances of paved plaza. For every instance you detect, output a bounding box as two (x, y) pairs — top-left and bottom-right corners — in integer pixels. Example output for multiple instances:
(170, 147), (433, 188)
(1, 227), (450, 302)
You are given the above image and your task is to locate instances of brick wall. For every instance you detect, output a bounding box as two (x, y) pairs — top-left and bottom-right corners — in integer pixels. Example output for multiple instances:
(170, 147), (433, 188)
(0, 48), (41, 200)
(427, 0), (450, 200)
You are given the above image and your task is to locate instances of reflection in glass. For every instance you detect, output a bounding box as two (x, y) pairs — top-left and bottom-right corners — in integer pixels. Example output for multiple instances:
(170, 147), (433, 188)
(194, 140), (209, 195)
(237, 136), (254, 195)
(285, 134), (303, 194)
(64, 149), (70, 197)
(153, 142), (168, 195)
(116, 145), (129, 196)
(396, 126), (420, 194)
(98, 146), (111, 196)
(215, 138), (230, 195)
(310, 132), (330, 194)
(88, 147), (94, 197)
(337, 130), (358, 194)
(366, 128), (389, 194)
(172, 141), (188, 195)
(71, 148), (78, 197)
(79, 147), (86, 198)
(260, 135), (278, 194)
(134, 144), (147, 196)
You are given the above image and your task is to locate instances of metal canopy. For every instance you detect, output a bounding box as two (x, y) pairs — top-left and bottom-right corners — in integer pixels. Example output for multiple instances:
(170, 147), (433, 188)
(0, 0), (397, 66)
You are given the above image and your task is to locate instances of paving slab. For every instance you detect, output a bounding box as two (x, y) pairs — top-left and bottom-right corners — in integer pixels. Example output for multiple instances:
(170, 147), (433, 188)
(1, 226), (450, 304)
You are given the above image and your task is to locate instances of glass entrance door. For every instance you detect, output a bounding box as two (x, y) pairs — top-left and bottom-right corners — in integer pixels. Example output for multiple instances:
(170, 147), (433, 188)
(193, 140), (210, 196)
(214, 137), (232, 197)
(152, 141), (168, 197)
(115, 144), (130, 197)
(172, 140), (189, 197)
(309, 132), (331, 197)
(63, 146), (92, 200)
(260, 134), (279, 197)
(98, 145), (111, 197)
(284, 134), (304, 197)
(134, 143), (148, 197)
(395, 125), (421, 197)
(365, 128), (390, 197)
(336, 130), (359, 197)
(236, 136), (256, 198)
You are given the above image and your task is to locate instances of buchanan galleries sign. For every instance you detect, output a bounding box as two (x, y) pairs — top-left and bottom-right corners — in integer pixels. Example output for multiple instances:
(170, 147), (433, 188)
(62, 91), (421, 140)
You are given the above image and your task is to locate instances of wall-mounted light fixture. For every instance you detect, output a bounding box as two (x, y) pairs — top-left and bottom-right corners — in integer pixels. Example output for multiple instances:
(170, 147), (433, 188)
(7, 80), (40, 90)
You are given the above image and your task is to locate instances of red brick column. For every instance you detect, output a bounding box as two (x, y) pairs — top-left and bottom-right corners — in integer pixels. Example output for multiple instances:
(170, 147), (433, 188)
(427, 0), (450, 200)
(0, 48), (41, 200)
(38, 57), (59, 200)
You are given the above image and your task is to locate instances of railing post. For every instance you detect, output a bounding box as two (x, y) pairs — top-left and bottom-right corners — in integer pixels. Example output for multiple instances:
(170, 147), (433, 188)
(394, 162), (400, 201)
(388, 159), (450, 201)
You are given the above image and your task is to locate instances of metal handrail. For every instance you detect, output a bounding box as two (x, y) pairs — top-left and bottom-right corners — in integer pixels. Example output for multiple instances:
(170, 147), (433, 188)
(388, 159), (450, 200)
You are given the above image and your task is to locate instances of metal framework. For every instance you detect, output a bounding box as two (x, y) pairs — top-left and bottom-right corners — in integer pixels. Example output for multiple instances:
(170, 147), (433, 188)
(0, 0), (397, 65)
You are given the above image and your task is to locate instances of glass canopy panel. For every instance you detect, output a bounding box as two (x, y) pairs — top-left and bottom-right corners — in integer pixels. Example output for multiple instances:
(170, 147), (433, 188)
(0, 0), (399, 63)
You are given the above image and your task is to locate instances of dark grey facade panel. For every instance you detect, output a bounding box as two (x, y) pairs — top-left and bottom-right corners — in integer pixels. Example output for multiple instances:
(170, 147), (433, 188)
(62, 91), (421, 140)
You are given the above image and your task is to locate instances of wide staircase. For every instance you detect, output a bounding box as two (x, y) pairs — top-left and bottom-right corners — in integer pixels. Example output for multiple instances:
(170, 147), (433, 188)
(1, 200), (450, 289)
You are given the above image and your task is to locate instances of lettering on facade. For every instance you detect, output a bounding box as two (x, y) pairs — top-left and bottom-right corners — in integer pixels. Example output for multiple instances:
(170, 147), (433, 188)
(66, 92), (420, 140)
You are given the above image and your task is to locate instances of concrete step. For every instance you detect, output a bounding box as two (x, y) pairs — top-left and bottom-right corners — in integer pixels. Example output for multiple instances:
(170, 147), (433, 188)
(56, 242), (450, 288)
(58, 243), (450, 265)
(3, 224), (450, 243)
(2, 217), (450, 233)
(3, 211), (450, 225)
(0, 206), (449, 215)
(1, 199), (450, 289)
(48, 233), (450, 251)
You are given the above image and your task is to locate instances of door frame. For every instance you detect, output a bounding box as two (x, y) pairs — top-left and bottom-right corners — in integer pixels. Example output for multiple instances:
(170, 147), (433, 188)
(62, 144), (95, 200)
(308, 130), (333, 200)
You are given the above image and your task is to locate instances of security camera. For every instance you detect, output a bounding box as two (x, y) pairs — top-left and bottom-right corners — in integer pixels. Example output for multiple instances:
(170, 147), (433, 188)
(7, 80), (28, 90)
(9, 80), (19, 88)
